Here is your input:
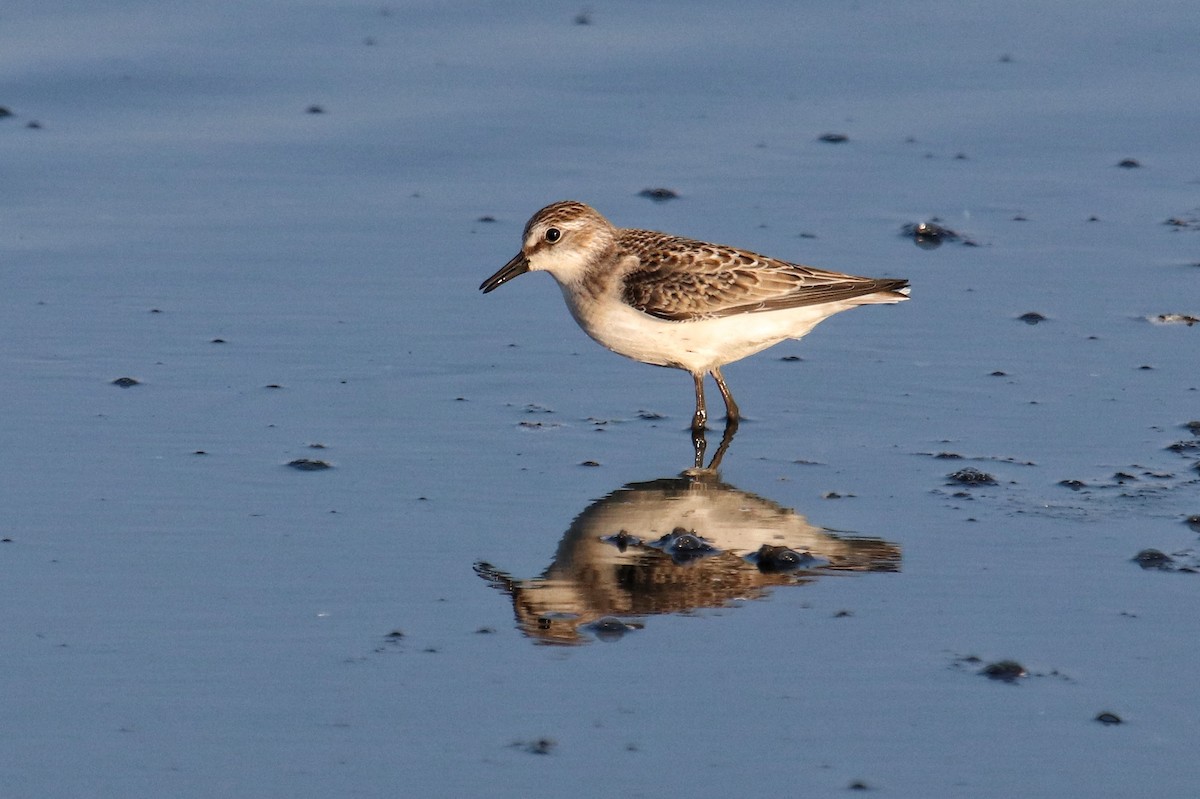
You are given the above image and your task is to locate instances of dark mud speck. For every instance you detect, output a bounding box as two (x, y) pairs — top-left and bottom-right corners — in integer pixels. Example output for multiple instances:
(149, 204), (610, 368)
(981, 660), (1027, 683)
(901, 220), (965, 249)
(638, 188), (678, 202)
(1095, 711), (1123, 726)
(521, 738), (556, 755)
(817, 132), (849, 143)
(305, 104), (325, 114)
(753, 544), (812, 573)
(604, 530), (642, 552)
(1018, 311), (1047, 325)
(948, 467), (997, 485)
(287, 458), (332, 471)
(1132, 549), (1173, 570)
(587, 616), (636, 641)
(1116, 158), (1141, 168)
(112, 377), (140, 388)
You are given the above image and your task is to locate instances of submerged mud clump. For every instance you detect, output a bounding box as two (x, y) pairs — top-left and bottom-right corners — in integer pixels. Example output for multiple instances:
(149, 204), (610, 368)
(1132, 549), (1198, 572)
(638, 187), (678, 202)
(111, 377), (140, 388)
(1095, 711), (1124, 726)
(947, 467), (997, 485)
(980, 660), (1028, 683)
(1018, 311), (1047, 325)
(900, 219), (977, 248)
(1132, 549), (1173, 570)
(287, 458), (332, 471)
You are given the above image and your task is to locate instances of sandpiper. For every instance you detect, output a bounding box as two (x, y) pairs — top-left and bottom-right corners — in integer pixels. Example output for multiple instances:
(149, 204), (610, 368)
(480, 201), (908, 432)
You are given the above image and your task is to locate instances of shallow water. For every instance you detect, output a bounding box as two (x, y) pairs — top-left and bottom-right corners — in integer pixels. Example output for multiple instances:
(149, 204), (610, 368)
(3, 1), (1199, 796)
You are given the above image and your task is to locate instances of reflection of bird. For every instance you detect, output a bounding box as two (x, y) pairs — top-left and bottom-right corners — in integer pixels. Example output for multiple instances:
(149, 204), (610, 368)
(475, 470), (901, 645)
(480, 201), (908, 431)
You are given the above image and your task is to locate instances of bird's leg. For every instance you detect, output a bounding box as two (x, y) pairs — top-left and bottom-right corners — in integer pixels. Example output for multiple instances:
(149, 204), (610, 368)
(706, 422), (738, 472)
(691, 372), (708, 433)
(710, 367), (740, 429)
(691, 426), (707, 470)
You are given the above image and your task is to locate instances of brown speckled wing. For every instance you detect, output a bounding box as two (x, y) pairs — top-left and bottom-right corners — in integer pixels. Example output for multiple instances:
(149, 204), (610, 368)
(618, 229), (908, 321)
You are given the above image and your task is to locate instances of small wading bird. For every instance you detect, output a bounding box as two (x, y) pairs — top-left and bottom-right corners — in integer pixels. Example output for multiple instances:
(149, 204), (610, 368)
(480, 201), (908, 433)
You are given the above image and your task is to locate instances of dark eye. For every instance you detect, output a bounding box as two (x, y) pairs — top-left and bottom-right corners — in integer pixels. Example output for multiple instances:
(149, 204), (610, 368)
(545, 228), (561, 243)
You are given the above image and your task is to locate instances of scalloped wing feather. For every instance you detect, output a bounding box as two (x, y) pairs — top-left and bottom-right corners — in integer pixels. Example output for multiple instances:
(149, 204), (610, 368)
(618, 230), (908, 321)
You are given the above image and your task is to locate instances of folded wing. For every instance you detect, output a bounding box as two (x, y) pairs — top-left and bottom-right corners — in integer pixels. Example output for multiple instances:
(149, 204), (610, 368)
(619, 230), (908, 322)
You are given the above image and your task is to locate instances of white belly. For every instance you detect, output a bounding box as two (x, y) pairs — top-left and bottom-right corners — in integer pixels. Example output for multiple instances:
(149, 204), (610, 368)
(560, 284), (868, 374)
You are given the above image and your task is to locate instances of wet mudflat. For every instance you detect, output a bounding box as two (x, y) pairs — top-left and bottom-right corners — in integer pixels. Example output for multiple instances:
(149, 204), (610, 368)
(3, 1), (1199, 797)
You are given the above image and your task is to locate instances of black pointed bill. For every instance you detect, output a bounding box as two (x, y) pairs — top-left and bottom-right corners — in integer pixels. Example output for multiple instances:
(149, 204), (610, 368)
(480, 253), (530, 293)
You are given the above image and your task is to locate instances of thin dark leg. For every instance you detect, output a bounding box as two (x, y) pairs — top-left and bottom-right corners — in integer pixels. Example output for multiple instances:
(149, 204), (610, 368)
(691, 427), (707, 470)
(710, 367), (740, 429)
(706, 421), (737, 472)
(691, 373), (707, 433)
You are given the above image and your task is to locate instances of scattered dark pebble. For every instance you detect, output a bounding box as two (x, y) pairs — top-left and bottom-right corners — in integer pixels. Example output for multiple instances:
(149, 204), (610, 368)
(587, 617), (637, 641)
(934, 452), (963, 459)
(1018, 311), (1047, 325)
(574, 9), (591, 24)
(520, 738), (557, 755)
(1088, 215), (1100, 222)
(990, 370), (1008, 377)
(385, 629), (405, 639)
(947, 467), (997, 485)
(193, 450), (207, 456)
(579, 460), (600, 467)
(981, 659), (1027, 683)
(26, 120), (42, 129)
(1058, 479), (1087, 490)
(475, 627), (495, 634)
(1095, 711), (1123, 726)
(111, 377), (140, 388)
(998, 53), (1014, 63)
(305, 104), (325, 114)
(1116, 158), (1141, 169)
(1, 537), (12, 543)
(1185, 515), (1200, 532)
(1112, 471), (1137, 482)
(287, 458), (332, 471)
(604, 530), (642, 552)
(1132, 549), (1173, 570)
(477, 215), (496, 223)
(654, 528), (717, 563)
(0, 106), (12, 118)
(780, 355), (802, 362)
(211, 338), (226, 344)
(753, 544), (812, 573)
(848, 780), (871, 791)
(636, 410), (665, 420)
(638, 188), (678, 202)
(900, 220), (964, 249)
(1138, 364), (1154, 370)
(823, 491), (842, 499)
(817, 132), (848, 143)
